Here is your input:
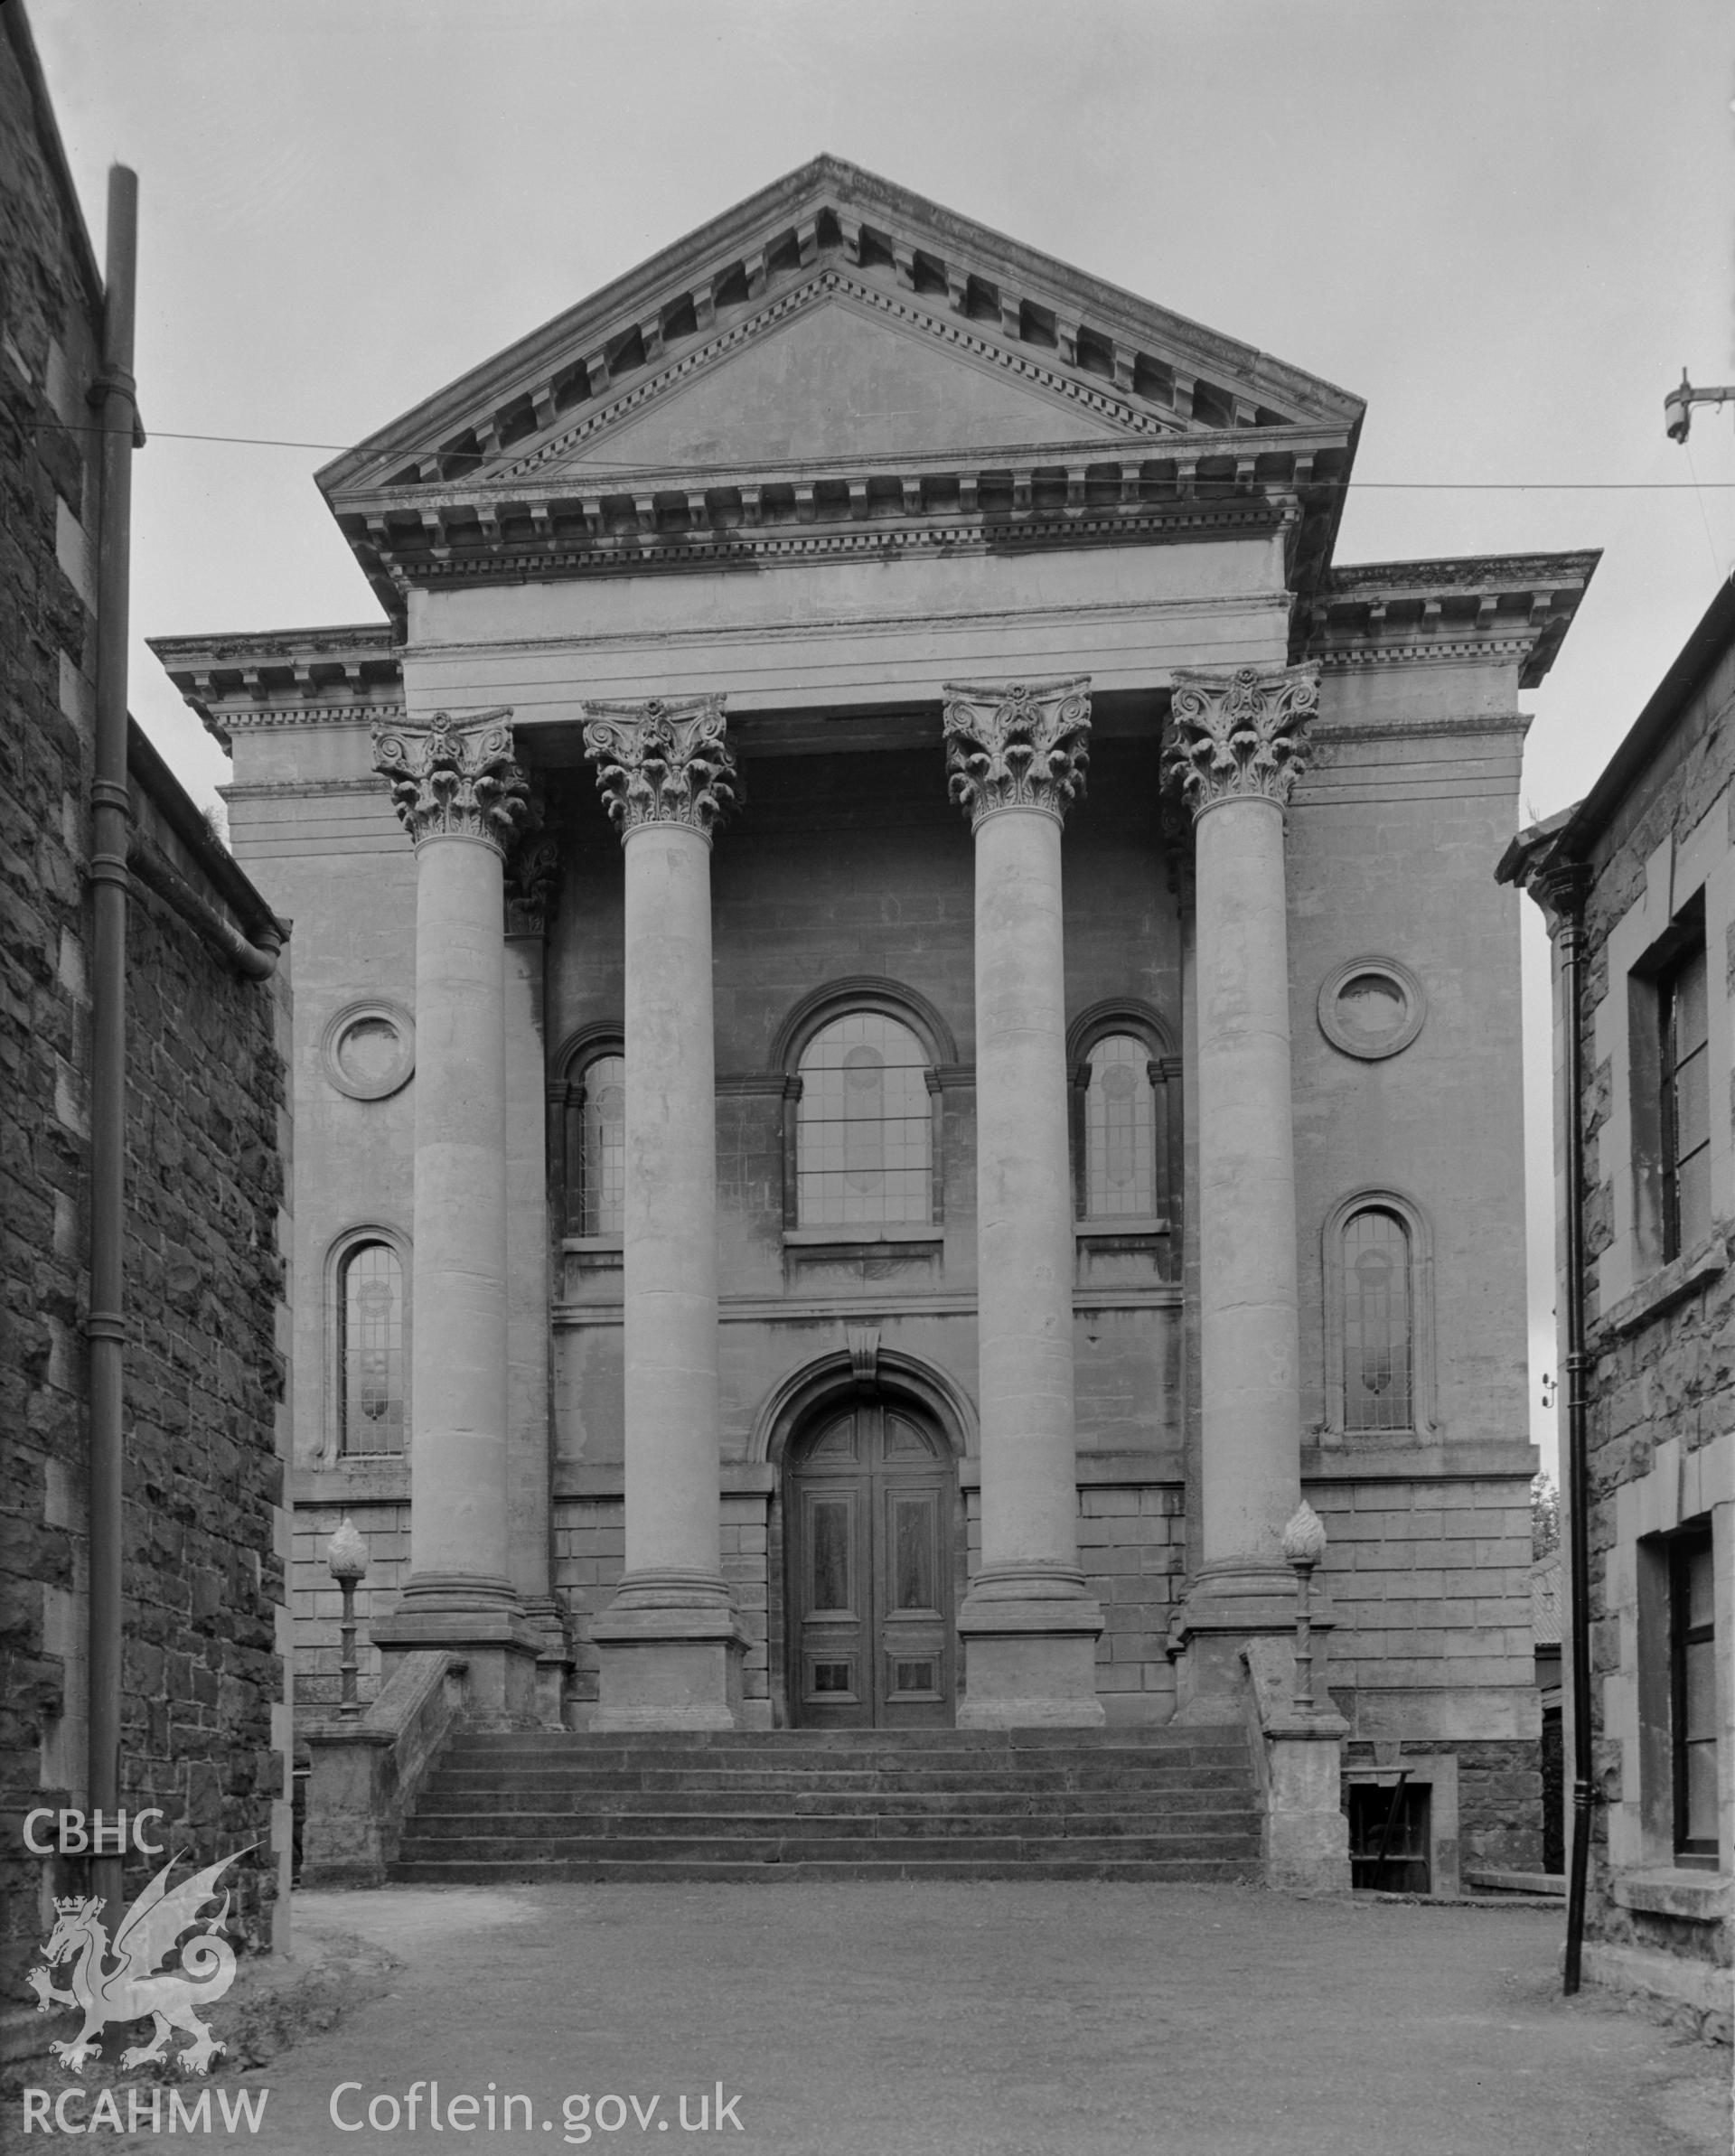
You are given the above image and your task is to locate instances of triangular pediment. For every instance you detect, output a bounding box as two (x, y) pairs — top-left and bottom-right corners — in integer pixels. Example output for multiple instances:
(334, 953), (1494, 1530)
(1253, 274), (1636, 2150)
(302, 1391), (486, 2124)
(320, 155), (1363, 511)
(529, 290), (1133, 475)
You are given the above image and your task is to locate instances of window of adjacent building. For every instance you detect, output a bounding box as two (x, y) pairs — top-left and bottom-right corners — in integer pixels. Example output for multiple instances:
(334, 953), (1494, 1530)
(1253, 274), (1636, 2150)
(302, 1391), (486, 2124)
(1660, 942), (1712, 1261)
(579, 1053), (626, 1236)
(796, 1012), (932, 1227)
(339, 1242), (405, 1454)
(1083, 1033), (1157, 1218)
(1342, 1207), (1412, 1434)
(1672, 1524), (1718, 1865)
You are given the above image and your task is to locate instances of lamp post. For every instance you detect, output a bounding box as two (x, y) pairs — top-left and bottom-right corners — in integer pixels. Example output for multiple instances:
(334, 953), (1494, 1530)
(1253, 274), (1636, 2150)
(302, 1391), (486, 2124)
(327, 1517), (369, 1719)
(1280, 1500), (1327, 1711)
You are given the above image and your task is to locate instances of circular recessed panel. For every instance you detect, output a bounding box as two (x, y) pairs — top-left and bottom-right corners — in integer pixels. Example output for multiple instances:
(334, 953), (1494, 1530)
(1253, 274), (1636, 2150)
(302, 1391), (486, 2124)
(1318, 958), (1425, 1061)
(322, 1000), (415, 1101)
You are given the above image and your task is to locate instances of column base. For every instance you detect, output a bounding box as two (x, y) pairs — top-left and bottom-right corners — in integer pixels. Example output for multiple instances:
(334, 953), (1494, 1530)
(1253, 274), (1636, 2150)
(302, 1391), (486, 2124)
(589, 1570), (748, 1732)
(956, 1566), (1105, 1729)
(1166, 1562), (1334, 1725)
(370, 1575), (545, 1728)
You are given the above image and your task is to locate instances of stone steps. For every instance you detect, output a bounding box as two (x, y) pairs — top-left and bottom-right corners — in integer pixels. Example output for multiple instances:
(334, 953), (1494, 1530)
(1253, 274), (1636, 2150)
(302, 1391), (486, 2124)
(391, 1727), (1263, 1884)
(391, 1856), (1258, 1885)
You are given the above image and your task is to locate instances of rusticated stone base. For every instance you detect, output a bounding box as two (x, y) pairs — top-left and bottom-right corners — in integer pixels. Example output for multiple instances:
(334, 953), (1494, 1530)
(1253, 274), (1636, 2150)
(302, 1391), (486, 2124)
(590, 1596), (748, 1731)
(957, 1570), (1105, 1729)
(1168, 1563), (1333, 1727)
(370, 1598), (544, 1729)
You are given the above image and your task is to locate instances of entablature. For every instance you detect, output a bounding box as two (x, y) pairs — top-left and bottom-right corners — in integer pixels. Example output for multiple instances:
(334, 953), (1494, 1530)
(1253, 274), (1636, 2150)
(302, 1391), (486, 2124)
(148, 623), (403, 747)
(1303, 550), (1600, 689)
(333, 423), (1346, 619)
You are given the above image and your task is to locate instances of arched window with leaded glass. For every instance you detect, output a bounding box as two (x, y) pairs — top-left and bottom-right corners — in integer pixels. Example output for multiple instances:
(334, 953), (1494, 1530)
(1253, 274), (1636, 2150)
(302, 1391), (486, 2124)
(336, 1238), (406, 1455)
(577, 1053), (626, 1235)
(1065, 1001), (1177, 1240)
(1322, 1189), (1435, 1439)
(796, 1012), (933, 1229)
(550, 1027), (627, 1241)
(771, 980), (955, 1236)
(1342, 1208), (1411, 1432)
(1083, 1032), (1158, 1219)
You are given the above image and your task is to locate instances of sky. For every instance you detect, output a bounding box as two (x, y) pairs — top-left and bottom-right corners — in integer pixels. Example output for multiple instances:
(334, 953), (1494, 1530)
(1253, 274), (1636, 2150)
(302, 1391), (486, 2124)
(30, 0), (1735, 1475)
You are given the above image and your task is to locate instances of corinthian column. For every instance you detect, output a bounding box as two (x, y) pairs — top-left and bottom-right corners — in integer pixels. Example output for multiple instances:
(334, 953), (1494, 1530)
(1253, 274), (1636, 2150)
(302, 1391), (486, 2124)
(369, 709), (544, 1722)
(1165, 662), (1320, 1715)
(943, 678), (1104, 1728)
(581, 697), (746, 1729)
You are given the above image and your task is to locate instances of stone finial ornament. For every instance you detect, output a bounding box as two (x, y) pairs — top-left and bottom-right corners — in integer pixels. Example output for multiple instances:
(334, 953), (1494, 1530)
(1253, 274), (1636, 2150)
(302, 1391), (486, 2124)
(942, 677), (1091, 827)
(1165, 662), (1320, 816)
(1280, 1498), (1328, 1569)
(326, 1515), (369, 1582)
(371, 708), (532, 851)
(582, 696), (736, 839)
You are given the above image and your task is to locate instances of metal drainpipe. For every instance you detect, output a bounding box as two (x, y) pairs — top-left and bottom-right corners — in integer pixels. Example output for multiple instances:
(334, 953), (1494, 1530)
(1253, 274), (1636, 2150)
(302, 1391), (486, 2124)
(1551, 866), (1594, 1995)
(88, 165), (139, 1914)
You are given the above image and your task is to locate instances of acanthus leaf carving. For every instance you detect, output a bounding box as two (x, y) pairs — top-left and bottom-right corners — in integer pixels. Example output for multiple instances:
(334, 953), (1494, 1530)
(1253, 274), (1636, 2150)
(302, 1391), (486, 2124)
(505, 835), (564, 937)
(941, 677), (1091, 828)
(1164, 663), (1320, 816)
(371, 708), (531, 851)
(582, 696), (736, 839)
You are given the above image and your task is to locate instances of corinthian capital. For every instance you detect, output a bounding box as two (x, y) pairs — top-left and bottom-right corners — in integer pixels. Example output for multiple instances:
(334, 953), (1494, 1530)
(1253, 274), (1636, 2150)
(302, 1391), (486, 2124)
(1164, 663), (1319, 817)
(582, 696), (736, 839)
(372, 708), (532, 851)
(942, 677), (1091, 827)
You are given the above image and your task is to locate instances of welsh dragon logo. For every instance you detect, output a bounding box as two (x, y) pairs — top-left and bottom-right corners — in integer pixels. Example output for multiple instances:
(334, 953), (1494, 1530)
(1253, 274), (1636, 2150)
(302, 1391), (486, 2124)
(26, 1847), (250, 2076)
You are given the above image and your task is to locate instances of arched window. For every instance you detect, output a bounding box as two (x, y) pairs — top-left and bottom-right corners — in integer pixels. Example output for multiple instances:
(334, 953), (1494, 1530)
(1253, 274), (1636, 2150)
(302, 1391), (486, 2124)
(1065, 1000), (1177, 1233)
(1342, 1208), (1411, 1432)
(579, 1053), (626, 1235)
(1083, 1032), (1158, 1218)
(1322, 1189), (1435, 1440)
(550, 1027), (626, 1240)
(797, 1012), (932, 1228)
(338, 1241), (405, 1454)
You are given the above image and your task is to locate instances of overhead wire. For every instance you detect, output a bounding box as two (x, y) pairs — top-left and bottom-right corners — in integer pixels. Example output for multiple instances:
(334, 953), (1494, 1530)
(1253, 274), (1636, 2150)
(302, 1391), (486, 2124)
(23, 417), (1735, 488)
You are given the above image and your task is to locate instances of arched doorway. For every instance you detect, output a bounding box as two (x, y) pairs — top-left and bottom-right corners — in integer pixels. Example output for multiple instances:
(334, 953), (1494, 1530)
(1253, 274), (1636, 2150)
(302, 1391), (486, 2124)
(785, 1397), (956, 1729)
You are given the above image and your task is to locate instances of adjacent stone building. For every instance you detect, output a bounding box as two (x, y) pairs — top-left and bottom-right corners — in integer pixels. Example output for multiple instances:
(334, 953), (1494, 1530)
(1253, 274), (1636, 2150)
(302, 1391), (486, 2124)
(1501, 577), (1735, 2029)
(1, 2), (294, 2067)
(155, 156), (1594, 1884)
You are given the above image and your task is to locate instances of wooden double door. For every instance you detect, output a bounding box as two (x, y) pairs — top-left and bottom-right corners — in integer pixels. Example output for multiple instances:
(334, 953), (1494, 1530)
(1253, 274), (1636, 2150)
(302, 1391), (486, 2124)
(786, 1401), (956, 1728)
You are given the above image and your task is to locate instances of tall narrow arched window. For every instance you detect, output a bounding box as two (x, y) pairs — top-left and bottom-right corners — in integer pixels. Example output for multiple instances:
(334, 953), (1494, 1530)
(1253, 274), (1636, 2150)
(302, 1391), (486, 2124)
(1342, 1206), (1412, 1434)
(1084, 1033), (1158, 1218)
(797, 1012), (933, 1228)
(550, 1028), (626, 1241)
(579, 1053), (626, 1235)
(339, 1241), (405, 1454)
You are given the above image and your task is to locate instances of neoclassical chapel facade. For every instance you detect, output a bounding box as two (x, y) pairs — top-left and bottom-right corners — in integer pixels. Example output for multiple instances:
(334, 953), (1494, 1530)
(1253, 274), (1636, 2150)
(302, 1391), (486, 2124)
(155, 158), (1594, 1869)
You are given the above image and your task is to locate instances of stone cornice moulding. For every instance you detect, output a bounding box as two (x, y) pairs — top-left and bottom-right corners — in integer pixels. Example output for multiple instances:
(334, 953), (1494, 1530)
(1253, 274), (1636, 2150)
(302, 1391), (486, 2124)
(582, 694), (737, 839)
(371, 708), (533, 853)
(1166, 661), (1321, 816)
(356, 499), (1299, 608)
(1304, 550), (1599, 691)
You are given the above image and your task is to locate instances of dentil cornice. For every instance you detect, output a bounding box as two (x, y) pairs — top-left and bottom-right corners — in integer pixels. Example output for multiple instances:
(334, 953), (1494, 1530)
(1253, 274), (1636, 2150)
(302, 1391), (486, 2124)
(583, 696), (737, 839)
(942, 677), (1092, 827)
(1165, 662), (1320, 816)
(371, 708), (532, 852)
